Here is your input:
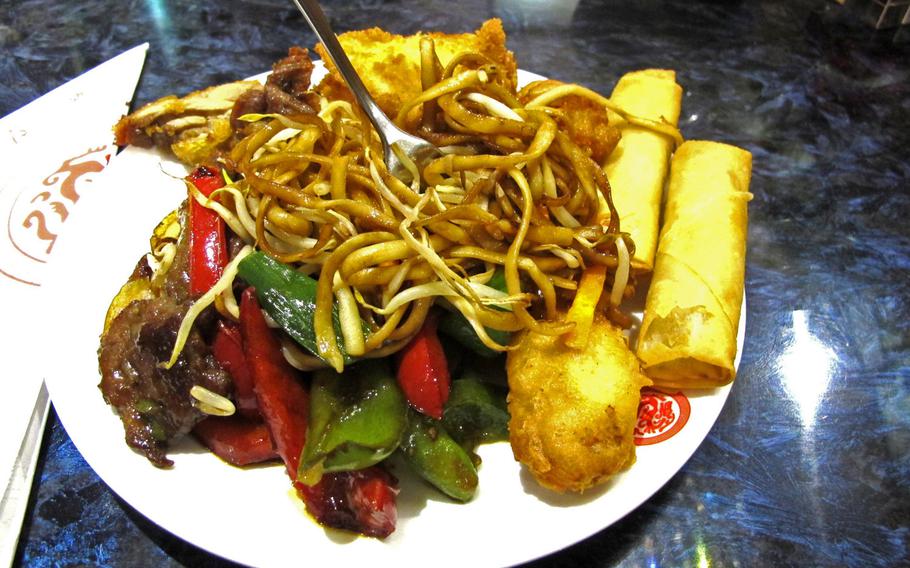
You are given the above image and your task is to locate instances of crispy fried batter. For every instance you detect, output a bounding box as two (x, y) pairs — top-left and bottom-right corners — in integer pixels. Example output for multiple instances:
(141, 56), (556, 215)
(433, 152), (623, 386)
(506, 318), (651, 492)
(519, 79), (621, 163)
(315, 19), (518, 124)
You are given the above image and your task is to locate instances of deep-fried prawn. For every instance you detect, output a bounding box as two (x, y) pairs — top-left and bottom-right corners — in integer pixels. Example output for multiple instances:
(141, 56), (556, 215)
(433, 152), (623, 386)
(507, 317), (651, 492)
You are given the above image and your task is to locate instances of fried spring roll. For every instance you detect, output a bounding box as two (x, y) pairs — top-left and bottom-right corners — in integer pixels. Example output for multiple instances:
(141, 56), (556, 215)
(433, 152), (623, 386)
(636, 140), (753, 389)
(603, 69), (683, 272)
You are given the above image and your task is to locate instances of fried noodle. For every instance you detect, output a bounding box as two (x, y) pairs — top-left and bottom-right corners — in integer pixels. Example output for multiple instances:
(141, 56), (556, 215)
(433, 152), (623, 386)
(173, 38), (678, 372)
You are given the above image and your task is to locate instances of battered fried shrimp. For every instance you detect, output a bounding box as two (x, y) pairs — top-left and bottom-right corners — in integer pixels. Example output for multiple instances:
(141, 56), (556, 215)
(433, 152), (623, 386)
(506, 318), (651, 492)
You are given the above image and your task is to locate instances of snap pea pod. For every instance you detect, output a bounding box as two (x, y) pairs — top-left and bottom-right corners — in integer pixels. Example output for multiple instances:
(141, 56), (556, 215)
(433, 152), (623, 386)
(237, 251), (358, 365)
(399, 410), (478, 502)
(442, 375), (510, 450)
(298, 360), (407, 485)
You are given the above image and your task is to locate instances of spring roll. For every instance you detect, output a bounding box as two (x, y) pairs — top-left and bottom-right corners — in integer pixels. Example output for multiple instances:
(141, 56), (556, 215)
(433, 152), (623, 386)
(603, 69), (683, 272)
(636, 140), (752, 389)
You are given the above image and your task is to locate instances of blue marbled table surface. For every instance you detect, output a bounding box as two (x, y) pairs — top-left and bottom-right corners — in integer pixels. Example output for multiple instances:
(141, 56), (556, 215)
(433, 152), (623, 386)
(3, 0), (909, 566)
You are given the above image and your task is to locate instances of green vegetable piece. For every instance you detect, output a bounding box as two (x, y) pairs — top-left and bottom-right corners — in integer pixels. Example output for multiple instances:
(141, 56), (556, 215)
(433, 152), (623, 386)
(437, 268), (511, 357)
(442, 377), (510, 449)
(147, 417), (168, 442)
(135, 399), (160, 414)
(485, 267), (508, 292)
(437, 311), (511, 358)
(237, 251), (359, 364)
(399, 410), (479, 502)
(438, 333), (465, 378)
(299, 360), (407, 484)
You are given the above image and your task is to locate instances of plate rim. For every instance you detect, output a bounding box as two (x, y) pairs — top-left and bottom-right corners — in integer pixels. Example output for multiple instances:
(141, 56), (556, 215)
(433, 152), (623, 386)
(41, 65), (743, 568)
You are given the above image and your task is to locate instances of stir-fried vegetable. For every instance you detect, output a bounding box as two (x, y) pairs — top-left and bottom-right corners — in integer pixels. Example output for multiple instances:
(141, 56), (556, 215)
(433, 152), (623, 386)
(237, 251), (356, 367)
(239, 287), (310, 477)
(442, 375), (510, 449)
(187, 165), (228, 296)
(211, 321), (258, 419)
(192, 415), (277, 466)
(239, 286), (401, 536)
(437, 269), (512, 357)
(399, 409), (479, 502)
(395, 316), (451, 419)
(298, 361), (407, 484)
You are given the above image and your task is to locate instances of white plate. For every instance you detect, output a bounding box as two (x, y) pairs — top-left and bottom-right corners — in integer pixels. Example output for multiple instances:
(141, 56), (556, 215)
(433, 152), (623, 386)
(43, 69), (742, 568)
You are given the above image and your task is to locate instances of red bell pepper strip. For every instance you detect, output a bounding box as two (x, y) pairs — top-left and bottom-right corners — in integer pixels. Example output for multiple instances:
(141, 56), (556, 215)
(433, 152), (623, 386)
(192, 415), (278, 467)
(239, 287), (309, 478)
(211, 320), (259, 419)
(187, 165), (228, 297)
(240, 287), (399, 538)
(396, 315), (451, 419)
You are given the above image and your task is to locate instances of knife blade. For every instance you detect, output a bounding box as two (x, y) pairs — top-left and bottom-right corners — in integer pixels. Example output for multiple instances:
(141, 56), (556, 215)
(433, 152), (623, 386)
(0, 42), (148, 566)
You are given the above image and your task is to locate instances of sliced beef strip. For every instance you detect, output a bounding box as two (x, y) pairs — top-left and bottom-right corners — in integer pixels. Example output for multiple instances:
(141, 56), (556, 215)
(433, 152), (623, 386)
(229, 46), (321, 139)
(230, 87), (267, 130)
(229, 83), (321, 132)
(267, 46), (315, 100)
(99, 297), (232, 467)
(264, 83), (318, 116)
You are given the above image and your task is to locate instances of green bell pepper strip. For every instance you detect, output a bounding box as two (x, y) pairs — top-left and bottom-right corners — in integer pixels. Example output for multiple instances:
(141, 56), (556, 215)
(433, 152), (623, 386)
(298, 360), (407, 485)
(399, 410), (479, 502)
(441, 376), (510, 450)
(237, 251), (359, 365)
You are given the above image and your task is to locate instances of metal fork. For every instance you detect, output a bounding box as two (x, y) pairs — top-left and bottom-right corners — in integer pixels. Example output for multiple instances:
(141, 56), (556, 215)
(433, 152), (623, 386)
(290, 0), (441, 182)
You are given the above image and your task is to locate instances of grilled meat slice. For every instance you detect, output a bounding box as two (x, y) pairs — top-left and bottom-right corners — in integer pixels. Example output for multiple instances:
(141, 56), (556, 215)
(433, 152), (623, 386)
(98, 203), (230, 467)
(114, 81), (259, 165)
(267, 46), (316, 101)
(99, 296), (231, 467)
(115, 47), (319, 165)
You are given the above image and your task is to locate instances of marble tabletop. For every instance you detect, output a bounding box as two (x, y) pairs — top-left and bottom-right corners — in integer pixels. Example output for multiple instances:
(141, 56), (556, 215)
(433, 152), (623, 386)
(4, 0), (909, 566)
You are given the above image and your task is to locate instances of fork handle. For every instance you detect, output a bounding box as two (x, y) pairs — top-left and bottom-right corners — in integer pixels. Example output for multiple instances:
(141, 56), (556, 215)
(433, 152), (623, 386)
(290, 0), (396, 143)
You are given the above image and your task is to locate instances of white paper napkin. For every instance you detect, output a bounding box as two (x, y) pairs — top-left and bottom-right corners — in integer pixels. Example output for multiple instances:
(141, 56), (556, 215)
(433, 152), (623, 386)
(0, 43), (148, 566)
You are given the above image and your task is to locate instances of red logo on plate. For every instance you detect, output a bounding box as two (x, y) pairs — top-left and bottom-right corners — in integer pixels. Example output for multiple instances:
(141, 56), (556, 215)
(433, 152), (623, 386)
(1, 145), (110, 286)
(634, 388), (690, 446)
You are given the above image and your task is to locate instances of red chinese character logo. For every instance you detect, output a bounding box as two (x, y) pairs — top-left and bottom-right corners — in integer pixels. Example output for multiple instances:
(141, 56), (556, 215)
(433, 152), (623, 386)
(634, 388), (690, 446)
